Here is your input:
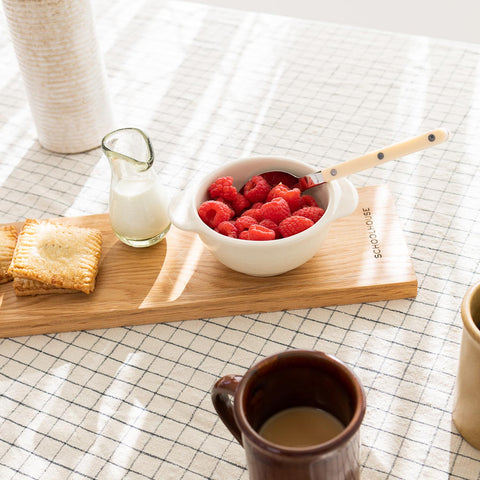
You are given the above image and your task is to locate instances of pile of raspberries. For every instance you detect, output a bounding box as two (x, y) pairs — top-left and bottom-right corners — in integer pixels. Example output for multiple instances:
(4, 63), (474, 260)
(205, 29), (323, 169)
(197, 171), (325, 240)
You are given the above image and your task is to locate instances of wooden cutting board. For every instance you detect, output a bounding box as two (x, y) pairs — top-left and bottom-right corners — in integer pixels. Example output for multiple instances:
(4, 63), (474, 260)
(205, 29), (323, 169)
(0, 185), (417, 338)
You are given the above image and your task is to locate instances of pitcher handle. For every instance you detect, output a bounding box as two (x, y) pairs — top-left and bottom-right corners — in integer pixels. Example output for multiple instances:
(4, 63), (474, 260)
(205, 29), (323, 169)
(211, 374), (244, 445)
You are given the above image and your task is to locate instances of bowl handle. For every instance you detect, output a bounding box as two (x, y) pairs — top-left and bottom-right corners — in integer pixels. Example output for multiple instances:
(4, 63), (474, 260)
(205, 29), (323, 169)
(168, 190), (197, 232)
(330, 179), (359, 221)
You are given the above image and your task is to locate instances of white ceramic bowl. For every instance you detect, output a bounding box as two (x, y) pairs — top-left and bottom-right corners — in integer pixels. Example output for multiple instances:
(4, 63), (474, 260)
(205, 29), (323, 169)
(169, 156), (359, 276)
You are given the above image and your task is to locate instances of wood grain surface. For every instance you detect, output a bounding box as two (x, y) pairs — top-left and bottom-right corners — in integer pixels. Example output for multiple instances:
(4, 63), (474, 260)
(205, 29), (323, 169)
(0, 185), (417, 338)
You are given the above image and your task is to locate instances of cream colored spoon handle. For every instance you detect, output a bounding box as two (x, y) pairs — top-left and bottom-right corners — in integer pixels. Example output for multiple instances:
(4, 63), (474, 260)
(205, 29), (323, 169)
(321, 128), (450, 182)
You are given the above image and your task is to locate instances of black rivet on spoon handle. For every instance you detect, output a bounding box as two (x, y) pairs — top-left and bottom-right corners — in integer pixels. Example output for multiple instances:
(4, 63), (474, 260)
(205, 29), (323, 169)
(377, 152), (384, 160)
(428, 134), (436, 142)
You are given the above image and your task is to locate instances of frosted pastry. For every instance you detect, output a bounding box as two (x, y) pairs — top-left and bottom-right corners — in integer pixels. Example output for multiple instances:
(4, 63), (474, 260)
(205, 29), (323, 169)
(0, 225), (18, 283)
(8, 219), (102, 294)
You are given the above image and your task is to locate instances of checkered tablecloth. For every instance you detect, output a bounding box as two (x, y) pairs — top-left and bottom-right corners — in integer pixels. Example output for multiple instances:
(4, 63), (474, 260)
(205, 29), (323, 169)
(1, 0), (479, 478)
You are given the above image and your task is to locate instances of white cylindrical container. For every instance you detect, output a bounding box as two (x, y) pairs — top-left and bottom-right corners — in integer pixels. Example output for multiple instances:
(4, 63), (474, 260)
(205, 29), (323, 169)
(2, 0), (114, 153)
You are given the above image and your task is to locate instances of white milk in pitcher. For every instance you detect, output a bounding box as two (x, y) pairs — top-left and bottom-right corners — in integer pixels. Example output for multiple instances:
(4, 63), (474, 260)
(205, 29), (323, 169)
(109, 177), (170, 246)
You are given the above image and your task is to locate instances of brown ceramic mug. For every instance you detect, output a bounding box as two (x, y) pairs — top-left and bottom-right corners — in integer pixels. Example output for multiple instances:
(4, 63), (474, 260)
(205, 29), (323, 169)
(211, 349), (366, 479)
(453, 281), (480, 449)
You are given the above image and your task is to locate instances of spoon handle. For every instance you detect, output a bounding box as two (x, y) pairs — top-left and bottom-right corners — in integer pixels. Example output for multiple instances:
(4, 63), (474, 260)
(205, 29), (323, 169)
(321, 128), (450, 182)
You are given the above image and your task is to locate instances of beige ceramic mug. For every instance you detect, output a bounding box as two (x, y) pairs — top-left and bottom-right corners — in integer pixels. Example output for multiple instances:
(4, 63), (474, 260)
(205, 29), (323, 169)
(453, 281), (480, 449)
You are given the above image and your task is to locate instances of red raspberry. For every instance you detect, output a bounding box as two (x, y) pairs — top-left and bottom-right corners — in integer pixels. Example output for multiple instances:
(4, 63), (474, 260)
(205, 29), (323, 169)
(266, 184), (302, 212)
(266, 183), (289, 201)
(298, 176), (316, 191)
(231, 192), (250, 215)
(247, 224), (276, 241)
(260, 219), (280, 238)
(241, 208), (264, 222)
(243, 175), (271, 203)
(239, 230), (249, 240)
(294, 206), (325, 223)
(260, 197), (290, 224)
(208, 176), (237, 201)
(251, 202), (263, 209)
(217, 199), (235, 217)
(281, 188), (302, 212)
(198, 200), (234, 228)
(261, 171), (297, 188)
(279, 215), (314, 237)
(301, 194), (319, 208)
(235, 215), (257, 232)
(216, 221), (238, 238)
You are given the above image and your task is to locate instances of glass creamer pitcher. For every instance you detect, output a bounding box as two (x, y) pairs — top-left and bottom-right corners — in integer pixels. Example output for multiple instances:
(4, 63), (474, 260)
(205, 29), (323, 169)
(102, 127), (171, 247)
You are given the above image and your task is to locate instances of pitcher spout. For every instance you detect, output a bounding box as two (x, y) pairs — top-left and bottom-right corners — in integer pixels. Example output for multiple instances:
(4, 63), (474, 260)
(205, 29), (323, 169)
(102, 127), (154, 176)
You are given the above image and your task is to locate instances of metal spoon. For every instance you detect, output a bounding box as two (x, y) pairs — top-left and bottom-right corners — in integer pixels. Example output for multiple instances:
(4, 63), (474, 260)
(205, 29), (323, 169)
(269, 128), (450, 190)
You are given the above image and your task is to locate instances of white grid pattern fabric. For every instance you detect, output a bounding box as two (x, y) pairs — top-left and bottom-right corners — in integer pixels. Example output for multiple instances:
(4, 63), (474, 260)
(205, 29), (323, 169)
(1, 0), (480, 478)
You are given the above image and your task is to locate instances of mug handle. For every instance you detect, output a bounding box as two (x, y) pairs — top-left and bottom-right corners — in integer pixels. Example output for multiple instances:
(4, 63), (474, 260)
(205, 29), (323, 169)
(211, 374), (244, 445)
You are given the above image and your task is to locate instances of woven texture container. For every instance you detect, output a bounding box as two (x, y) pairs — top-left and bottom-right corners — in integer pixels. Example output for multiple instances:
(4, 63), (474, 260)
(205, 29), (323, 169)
(2, 0), (114, 153)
